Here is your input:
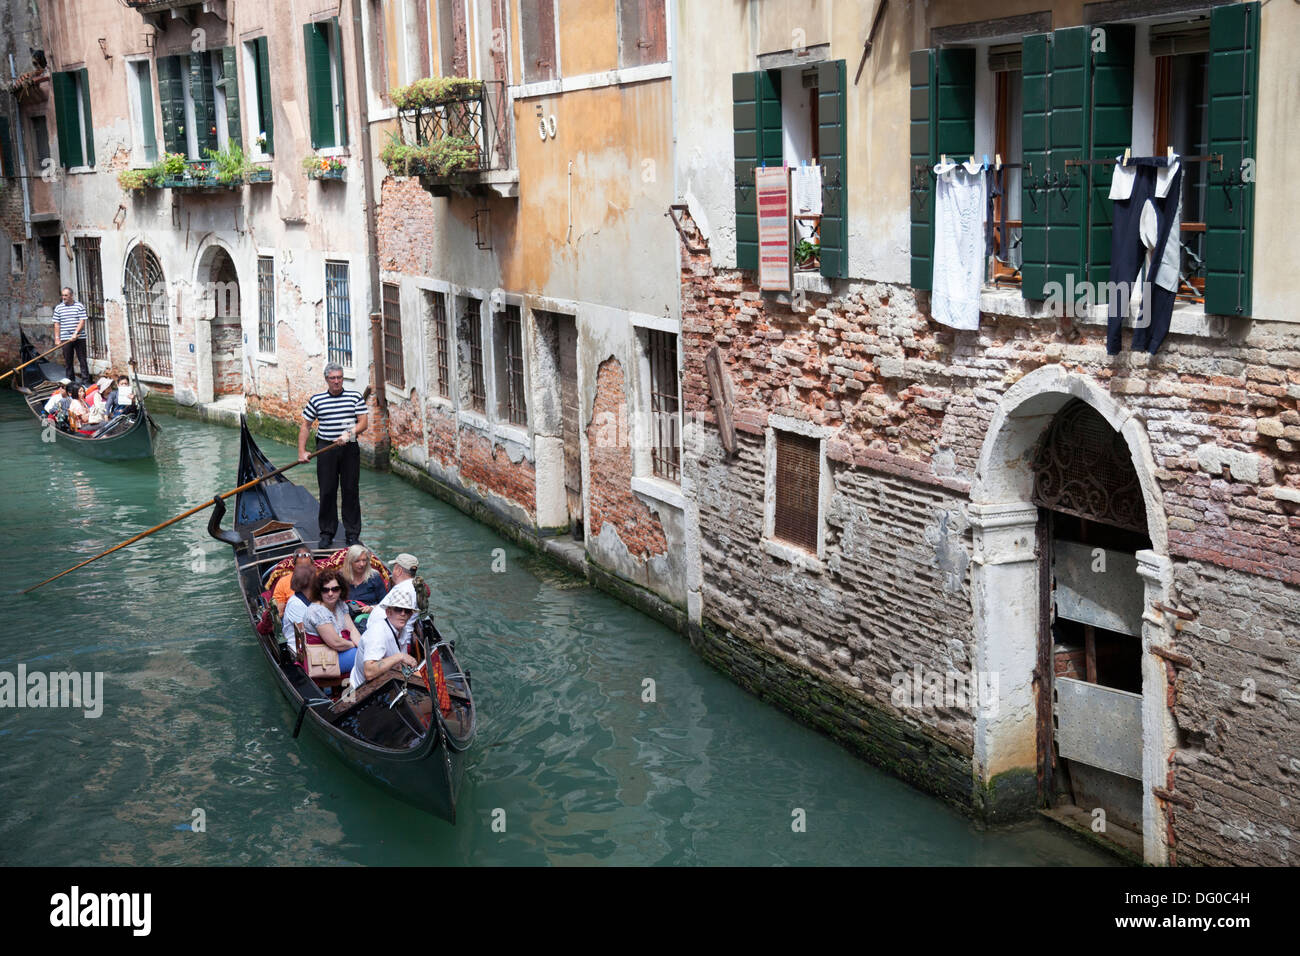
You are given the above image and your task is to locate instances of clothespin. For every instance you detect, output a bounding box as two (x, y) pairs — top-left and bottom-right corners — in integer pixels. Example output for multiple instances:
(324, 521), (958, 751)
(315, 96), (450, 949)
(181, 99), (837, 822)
(1166, 145), (1174, 162)
(1122, 147), (1130, 166)
(982, 154), (989, 170)
(994, 153), (1002, 171)
(968, 154), (976, 167)
(941, 153), (948, 166)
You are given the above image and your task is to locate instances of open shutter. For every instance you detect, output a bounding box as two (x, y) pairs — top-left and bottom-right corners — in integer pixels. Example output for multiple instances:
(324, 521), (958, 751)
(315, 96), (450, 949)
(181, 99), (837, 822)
(1205, 0), (1259, 316)
(935, 49), (975, 160)
(909, 50), (936, 289)
(220, 46), (242, 149)
(1086, 25), (1134, 287)
(190, 52), (218, 156)
(332, 18), (348, 147)
(255, 37), (274, 154)
(52, 71), (81, 169)
(304, 22), (334, 149)
(818, 59), (848, 279)
(77, 68), (95, 168)
(138, 63), (158, 163)
(1020, 34), (1051, 299)
(157, 56), (186, 155)
(733, 70), (781, 272)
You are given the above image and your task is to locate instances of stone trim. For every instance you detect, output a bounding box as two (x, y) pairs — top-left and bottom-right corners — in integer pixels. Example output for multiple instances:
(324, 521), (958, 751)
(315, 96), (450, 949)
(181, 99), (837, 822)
(931, 12), (1053, 48)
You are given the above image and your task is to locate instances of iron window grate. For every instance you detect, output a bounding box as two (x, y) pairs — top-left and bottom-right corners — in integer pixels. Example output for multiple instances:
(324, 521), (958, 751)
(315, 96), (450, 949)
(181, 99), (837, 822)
(325, 260), (352, 368)
(74, 237), (106, 361)
(257, 255), (275, 354)
(648, 328), (680, 482)
(774, 430), (820, 553)
(123, 244), (172, 378)
(503, 304), (527, 426)
(382, 281), (404, 390)
(431, 292), (450, 398)
(465, 297), (485, 413)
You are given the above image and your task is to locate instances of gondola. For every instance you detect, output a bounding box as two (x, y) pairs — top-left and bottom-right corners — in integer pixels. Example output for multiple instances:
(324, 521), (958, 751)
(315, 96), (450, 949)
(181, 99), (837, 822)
(14, 329), (159, 461)
(207, 417), (475, 822)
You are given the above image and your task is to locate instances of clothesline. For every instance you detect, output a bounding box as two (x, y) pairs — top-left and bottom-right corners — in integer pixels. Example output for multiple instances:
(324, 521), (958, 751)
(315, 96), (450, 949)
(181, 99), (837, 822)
(1064, 153), (1223, 169)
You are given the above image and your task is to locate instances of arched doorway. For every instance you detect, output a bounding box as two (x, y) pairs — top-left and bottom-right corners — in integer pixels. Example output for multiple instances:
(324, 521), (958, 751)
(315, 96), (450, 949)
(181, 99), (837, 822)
(124, 244), (172, 378)
(205, 247), (242, 397)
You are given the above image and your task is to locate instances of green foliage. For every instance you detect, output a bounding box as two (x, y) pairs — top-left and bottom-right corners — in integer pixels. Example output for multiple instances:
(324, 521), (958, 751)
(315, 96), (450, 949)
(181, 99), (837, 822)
(117, 167), (160, 191)
(379, 134), (479, 177)
(303, 154), (346, 178)
(389, 76), (484, 110)
(205, 143), (250, 184)
(794, 238), (820, 266)
(160, 152), (187, 176)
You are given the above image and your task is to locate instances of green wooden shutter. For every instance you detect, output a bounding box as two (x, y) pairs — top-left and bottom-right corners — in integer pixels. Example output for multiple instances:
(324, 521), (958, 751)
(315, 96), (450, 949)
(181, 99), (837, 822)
(220, 46), (242, 149)
(818, 59), (848, 279)
(77, 68), (95, 168)
(909, 50), (936, 289)
(732, 70), (781, 272)
(331, 18), (348, 147)
(157, 56), (186, 156)
(137, 63), (158, 163)
(1086, 25), (1134, 288)
(1020, 34), (1051, 299)
(255, 37), (274, 154)
(52, 71), (81, 169)
(0, 116), (14, 177)
(305, 22), (335, 149)
(935, 49), (975, 159)
(1205, 0), (1259, 316)
(191, 52), (218, 157)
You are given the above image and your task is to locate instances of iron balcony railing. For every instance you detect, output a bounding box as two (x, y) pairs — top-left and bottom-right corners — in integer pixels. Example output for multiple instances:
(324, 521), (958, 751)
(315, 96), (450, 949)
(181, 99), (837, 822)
(397, 80), (512, 178)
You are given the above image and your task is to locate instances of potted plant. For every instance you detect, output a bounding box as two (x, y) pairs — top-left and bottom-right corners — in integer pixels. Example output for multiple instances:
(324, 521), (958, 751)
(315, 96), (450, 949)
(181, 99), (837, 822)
(794, 238), (820, 270)
(379, 134), (478, 178)
(207, 144), (250, 187)
(158, 151), (189, 188)
(303, 155), (346, 181)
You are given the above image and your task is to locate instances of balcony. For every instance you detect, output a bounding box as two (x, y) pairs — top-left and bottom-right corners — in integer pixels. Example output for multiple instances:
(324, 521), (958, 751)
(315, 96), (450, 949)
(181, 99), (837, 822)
(124, 0), (226, 26)
(386, 79), (517, 199)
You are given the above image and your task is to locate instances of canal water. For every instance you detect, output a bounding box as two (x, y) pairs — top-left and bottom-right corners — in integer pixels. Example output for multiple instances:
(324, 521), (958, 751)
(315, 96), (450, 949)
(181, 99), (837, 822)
(0, 391), (1117, 865)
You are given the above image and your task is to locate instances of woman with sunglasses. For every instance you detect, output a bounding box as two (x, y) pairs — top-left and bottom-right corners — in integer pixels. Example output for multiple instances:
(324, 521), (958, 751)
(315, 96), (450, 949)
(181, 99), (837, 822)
(302, 567), (360, 676)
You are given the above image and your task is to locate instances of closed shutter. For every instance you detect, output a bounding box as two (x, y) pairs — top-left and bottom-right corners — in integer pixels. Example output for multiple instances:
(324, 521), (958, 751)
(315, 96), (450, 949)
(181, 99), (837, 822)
(1205, 0), (1259, 316)
(304, 22), (334, 149)
(190, 52), (218, 156)
(332, 18), (348, 147)
(255, 37), (274, 154)
(157, 56), (186, 155)
(77, 68), (95, 168)
(0, 116), (14, 177)
(909, 50), (936, 289)
(1086, 25), (1135, 287)
(732, 70), (781, 271)
(818, 59), (848, 279)
(935, 49), (975, 159)
(52, 71), (81, 169)
(1020, 34), (1051, 299)
(137, 63), (158, 163)
(220, 47), (241, 149)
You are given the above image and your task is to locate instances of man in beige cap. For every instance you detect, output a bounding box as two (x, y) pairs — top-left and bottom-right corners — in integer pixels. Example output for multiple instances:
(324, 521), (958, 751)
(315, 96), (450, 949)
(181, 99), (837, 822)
(391, 553), (418, 585)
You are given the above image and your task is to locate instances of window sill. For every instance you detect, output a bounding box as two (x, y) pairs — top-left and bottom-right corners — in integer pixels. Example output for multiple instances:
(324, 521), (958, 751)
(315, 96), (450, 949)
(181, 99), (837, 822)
(794, 272), (835, 296)
(458, 409), (490, 433)
(509, 61), (671, 101)
(66, 166), (95, 175)
(495, 421), (530, 448)
(384, 382), (411, 405)
(426, 394), (454, 413)
(978, 287), (1223, 339)
(761, 537), (823, 573)
(255, 353), (277, 365)
(630, 474), (686, 511)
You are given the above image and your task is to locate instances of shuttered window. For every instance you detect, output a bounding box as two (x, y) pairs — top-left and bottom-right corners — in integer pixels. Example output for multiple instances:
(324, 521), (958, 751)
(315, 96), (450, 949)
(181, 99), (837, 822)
(190, 52), (218, 157)
(252, 37), (274, 154)
(53, 69), (94, 169)
(909, 49), (973, 290)
(1086, 26), (1135, 288)
(305, 18), (348, 149)
(218, 46), (242, 150)
(521, 0), (556, 82)
(156, 56), (186, 155)
(817, 60), (848, 279)
(129, 60), (158, 163)
(732, 70), (782, 271)
(618, 0), (666, 68)
(773, 430), (821, 554)
(382, 282), (404, 390)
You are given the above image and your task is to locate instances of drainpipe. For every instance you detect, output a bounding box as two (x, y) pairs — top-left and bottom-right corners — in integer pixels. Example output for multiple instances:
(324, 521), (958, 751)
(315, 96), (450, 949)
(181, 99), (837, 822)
(350, 0), (390, 468)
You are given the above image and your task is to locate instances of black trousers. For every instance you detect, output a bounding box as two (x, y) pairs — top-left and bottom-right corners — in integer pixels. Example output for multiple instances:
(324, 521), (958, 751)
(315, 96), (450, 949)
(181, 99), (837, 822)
(1107, 163), (1181, 355)
(62, 338), (89, 380)
(316, 437), (361, 542)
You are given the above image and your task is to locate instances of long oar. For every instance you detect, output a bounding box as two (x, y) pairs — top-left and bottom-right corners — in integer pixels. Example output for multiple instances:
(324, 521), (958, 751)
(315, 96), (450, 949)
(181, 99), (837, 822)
(0, 342), (65, 384)
(22, 436), (349, 593)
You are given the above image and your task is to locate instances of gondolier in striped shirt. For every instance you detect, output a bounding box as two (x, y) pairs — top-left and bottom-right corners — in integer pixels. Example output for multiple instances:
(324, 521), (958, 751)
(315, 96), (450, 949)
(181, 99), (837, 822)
(52, 287), (90, 383)
(298, 363), (368, 549)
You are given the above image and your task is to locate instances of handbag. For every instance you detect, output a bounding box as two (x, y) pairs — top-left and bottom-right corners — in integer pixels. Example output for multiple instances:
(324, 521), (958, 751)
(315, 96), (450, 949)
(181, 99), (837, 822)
(304, 643), (341, 680)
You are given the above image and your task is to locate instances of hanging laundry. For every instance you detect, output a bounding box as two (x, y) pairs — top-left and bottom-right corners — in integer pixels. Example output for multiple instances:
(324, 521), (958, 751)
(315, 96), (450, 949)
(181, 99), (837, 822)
(793, 164), (822, 244)
(755, 166), (792, 291)
(985, 166), (1010, 266)
(1106, 155), (1182, 355)
(931, 159), (987, 331)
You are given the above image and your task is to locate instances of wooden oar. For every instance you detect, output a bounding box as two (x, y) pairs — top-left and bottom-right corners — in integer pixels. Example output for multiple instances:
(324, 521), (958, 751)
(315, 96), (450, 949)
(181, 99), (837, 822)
(0, 342), (65, 384)
(22, 436), (349, 593)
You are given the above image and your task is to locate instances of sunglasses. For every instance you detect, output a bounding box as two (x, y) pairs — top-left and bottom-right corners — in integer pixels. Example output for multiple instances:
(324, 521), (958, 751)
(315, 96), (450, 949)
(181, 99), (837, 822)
(321, 585), (341, 593)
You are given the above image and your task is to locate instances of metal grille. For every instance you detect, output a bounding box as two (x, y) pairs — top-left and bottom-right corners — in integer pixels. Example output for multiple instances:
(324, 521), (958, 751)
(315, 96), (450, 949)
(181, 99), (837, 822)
(465, 297), (485, 413)
(123, 244), (172, 377)
(257, 255), (275, 354)
(1032, 399), (1147, 534)
(382, 282), (404, 390)
(325, 260), (352, 368)
(74, 237), (106, 360)
(399, 80), (510, 174)
(774, 430), (820, 552)
(648, 328), (680, 482)
(503, 304), (526, 426)
(431, 291), (450, 398)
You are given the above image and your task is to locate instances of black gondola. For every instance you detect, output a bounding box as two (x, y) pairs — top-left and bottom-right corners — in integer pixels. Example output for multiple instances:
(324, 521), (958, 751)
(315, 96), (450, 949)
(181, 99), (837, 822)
(14, 329), (159, 461)
(207, 417), (476, 821)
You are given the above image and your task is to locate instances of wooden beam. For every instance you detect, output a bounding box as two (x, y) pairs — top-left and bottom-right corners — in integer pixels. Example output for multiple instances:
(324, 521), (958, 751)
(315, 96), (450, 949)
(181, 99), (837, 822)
(704, 345), (736, 457)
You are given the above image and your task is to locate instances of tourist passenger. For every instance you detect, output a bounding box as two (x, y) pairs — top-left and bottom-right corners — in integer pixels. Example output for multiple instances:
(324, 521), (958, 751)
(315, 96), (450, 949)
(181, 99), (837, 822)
(113, 375), (136, 414)
(42, 381), (69, 417)
(350, 581), (419, 690)
(302, 568), (359, 677)
(281, 565), (316, 648)
(273, 546), (317, 612)
(390, 553), (418, 587)
(65, 383), (89, 431)
(83, 382), (108, 426)
(343, 544), (387, 613)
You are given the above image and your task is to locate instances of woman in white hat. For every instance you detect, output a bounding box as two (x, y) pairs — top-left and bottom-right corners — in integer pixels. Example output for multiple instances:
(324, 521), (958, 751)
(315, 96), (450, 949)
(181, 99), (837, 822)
(350, 580), (419, 689)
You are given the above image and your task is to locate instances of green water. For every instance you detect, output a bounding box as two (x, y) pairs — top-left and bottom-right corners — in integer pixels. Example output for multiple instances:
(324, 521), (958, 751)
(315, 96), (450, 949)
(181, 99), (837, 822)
(0, 391), (1117, 865)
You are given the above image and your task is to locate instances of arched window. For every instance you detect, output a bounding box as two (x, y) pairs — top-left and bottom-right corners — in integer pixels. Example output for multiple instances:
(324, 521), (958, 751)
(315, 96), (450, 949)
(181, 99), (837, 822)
(123, 244), (172, 378)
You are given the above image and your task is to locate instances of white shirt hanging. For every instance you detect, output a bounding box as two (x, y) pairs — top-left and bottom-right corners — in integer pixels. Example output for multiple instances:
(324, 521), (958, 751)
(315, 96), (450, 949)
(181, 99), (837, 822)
(930, 160), (987, 331)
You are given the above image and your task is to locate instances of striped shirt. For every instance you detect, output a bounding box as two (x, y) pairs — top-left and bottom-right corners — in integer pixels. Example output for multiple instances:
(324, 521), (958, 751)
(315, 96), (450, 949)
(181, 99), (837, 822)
(53, 301), (87, 340)
(303, 389), (366, 441)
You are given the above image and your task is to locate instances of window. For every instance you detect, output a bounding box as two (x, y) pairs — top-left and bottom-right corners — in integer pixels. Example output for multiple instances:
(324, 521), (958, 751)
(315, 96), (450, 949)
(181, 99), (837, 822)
(257, 255), (275, 354)
(773, 430), (820, 553)
(437, 0), (472, 78)
(458, 296), (486, 414)
(52, 69), (94, 168)
(74, 238), (106, 361)
(619, 0), (667, 68)
(128, 60), (158, 164)
(304, 18), (348, 149)
(494, 304), (526, 427)
(520, 0), (556, 83)
(382, 281), (404, 390)
(0, 116), (15, 178)
(243, 38), (274, 155)
(156, 50), (242, 160)
(10, 243), (22, 275)
(430, 291), (451, 398)
(124, 245), (172, 378)
(646, 328), (679, 482)
(325, 260), (352, 368)
(29, 114), (50, 166)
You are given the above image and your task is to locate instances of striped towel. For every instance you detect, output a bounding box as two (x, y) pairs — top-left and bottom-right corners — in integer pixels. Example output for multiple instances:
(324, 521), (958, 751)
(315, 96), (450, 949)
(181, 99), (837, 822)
(756, 166), (791, 291)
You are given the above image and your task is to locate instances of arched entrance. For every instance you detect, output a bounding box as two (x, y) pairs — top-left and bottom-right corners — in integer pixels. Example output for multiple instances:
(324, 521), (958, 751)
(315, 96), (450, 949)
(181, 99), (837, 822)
(202, 246), (243, 398)
(124, 244), (173, 379)
(968, 365), (1176, 864)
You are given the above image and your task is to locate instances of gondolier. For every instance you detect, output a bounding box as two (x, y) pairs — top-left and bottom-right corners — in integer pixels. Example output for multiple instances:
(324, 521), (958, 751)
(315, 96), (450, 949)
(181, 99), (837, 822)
(52, 287), (90, 383)
(298, 363), (367, 549)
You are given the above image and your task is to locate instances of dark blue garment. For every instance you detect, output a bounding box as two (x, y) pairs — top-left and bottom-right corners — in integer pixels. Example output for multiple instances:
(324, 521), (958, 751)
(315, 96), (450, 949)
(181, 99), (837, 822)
(1106, 160), (1182, 355)
(349, 572), (388, 607)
